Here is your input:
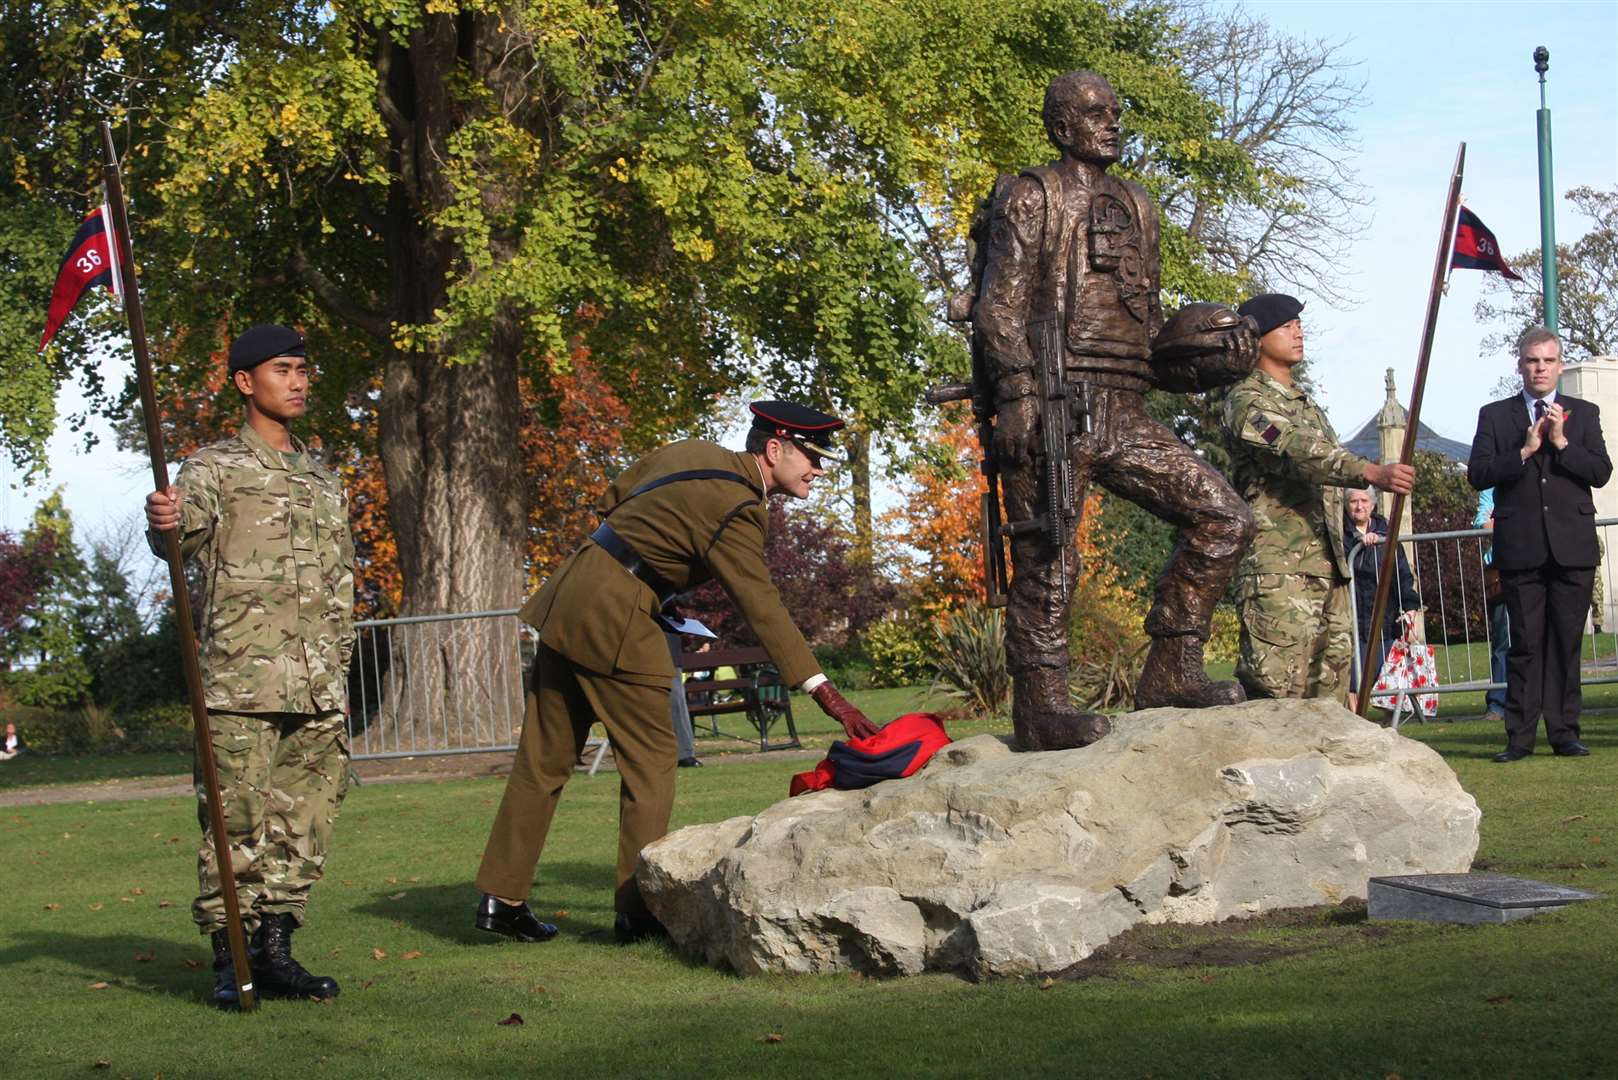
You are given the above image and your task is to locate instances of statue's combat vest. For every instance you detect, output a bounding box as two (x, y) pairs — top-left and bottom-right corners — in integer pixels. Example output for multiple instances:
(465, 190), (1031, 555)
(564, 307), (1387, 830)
(1023, 163), (1157, 383)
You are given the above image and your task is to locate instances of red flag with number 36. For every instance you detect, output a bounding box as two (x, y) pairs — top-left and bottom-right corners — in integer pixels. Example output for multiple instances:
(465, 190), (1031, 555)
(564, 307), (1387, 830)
(38, 205), (123, 351)
(1449, 206), (1523, 281)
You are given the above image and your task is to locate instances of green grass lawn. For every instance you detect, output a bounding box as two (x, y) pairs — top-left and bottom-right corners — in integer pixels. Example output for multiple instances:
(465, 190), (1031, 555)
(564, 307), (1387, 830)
(3, 705), (1616, 1078)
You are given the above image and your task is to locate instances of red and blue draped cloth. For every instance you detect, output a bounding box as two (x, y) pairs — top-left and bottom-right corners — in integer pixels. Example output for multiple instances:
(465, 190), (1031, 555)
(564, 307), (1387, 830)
(790, 712), (952, 796)
(39, 205), (123, 351)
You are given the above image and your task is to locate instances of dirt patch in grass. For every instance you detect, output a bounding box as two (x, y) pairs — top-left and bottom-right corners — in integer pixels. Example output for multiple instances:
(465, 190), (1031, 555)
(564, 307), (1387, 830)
(1051, 899), (1377, 980)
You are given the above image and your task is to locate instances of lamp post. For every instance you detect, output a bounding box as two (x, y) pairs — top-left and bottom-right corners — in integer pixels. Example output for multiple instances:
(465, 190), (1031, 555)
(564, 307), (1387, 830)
(1534, 45), (1559, 330)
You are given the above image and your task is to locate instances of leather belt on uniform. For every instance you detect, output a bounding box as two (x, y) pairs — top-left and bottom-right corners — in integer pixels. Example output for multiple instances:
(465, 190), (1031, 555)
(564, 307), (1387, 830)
(589, 522), (678, 610)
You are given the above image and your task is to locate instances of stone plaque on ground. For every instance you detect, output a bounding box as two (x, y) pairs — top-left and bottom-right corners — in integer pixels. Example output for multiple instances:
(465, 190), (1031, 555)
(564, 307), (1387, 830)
(1368, 873), (1603, 924)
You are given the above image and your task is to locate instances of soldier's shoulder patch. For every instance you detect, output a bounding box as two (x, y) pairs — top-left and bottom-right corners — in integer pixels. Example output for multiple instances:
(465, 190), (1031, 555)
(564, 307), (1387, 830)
(1260, 421), (1281, 444)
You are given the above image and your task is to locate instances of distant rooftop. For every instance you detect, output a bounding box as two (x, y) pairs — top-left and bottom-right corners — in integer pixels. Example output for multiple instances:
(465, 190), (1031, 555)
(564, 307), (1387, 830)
(1341, 367), (1469, 464)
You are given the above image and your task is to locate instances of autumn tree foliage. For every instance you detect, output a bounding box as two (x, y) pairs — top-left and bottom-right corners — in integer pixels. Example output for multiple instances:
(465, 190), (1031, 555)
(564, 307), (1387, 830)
(521, 350), (631, 592)
(888, 406), (987, 615)
(681, 500), (899, 651)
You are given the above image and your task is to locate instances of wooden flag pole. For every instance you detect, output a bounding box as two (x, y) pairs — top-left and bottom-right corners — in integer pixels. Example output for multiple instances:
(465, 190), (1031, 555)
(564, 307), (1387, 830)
(1357, 142), (1467, 719)
(100, 122), (258, 1009)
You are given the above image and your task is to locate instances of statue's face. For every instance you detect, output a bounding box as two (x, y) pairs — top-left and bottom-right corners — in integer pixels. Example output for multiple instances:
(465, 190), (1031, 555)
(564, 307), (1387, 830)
(1054, 82), (1121, 165)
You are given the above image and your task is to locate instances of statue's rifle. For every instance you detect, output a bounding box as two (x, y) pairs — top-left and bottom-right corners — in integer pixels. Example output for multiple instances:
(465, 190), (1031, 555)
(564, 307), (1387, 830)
(929, 312), (1088, 606)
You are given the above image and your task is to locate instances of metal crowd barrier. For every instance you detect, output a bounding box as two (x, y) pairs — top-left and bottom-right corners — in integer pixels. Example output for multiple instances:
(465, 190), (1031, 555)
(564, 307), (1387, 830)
(345, 609), (530, 761)
(1348, 517), (1618, 726)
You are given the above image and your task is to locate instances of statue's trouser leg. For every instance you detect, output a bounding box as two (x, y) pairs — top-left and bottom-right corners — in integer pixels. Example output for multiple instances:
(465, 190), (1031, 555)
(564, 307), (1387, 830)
(1086, 389), (1254, 637)
(1001, 400), (1107, 751)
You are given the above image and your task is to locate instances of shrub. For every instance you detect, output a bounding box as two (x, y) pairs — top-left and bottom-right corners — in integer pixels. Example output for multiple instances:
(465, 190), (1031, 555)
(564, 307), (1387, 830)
(121, 703), (195, 751)
(861, 614), (931, 688)
(1206, 605), (1241, 665)
(927, 605), (1010, 719)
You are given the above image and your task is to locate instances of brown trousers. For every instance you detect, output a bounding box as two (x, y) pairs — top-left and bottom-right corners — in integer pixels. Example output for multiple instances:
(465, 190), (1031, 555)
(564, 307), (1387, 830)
(475, 643), (676, 917)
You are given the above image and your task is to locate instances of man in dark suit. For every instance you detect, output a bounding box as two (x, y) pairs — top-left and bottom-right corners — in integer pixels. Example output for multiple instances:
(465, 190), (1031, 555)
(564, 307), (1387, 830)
(1468, 327), (1612, 762)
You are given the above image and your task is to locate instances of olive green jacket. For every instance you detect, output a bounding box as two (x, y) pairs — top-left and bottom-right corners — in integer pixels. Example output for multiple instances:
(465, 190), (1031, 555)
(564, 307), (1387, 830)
(520, 439), (821, 688)
(1221, 369), (1372, 580)
(149, 424), (355, 713)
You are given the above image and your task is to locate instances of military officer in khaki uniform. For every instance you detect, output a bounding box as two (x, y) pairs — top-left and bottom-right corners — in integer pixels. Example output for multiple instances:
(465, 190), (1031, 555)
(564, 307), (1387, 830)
(146, 324), (353, 1007)
(474, 402), (877, 944)
(1220, 295), (1415, 703)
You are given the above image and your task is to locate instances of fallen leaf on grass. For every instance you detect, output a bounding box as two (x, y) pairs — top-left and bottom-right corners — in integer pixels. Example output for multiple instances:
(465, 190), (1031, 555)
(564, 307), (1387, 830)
(530, 986), (547, 994)
(1561, 814), (1587, 824)
(63, 832), (72, 839)
(88, 903), (104, 912)
(553, 910), (569, 919)
(386, 876), (398, 884)
(88, 981), (110, 990)
(400, 951), (422, 961)
(1486, 994), (1513, 1005)
(406, 876), (421, 883)
(168, 837), (181, 844)
(371, 948), (387, 961)
(359, 979), (377, 991)
(1037, 976), (1055, 990)
(130, 887), (146, 895)
(388, 891), (406, 900)
(93, 1061), (111, 1070)
(44, 903), (61, 912)
(183, 959), (204, 970)
(1200, 975), (1217, 984)
(759, 1033), (784, 1044)
(119, 897), (134, 903)
(134, 951), (156, 963)
(497, 1013), (524, 1026)
(158, 900), (174, 908)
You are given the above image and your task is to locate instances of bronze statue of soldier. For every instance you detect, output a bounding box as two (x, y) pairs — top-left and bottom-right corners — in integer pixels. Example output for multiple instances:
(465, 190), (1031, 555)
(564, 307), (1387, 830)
(971, 71), (1257, 751)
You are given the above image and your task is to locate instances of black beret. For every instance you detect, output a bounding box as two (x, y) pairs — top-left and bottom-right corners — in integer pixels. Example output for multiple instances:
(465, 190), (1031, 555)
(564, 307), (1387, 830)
(749, 400), (845, 461)
(228, 324), (305, 373)
(1235, 294), (1305, 338)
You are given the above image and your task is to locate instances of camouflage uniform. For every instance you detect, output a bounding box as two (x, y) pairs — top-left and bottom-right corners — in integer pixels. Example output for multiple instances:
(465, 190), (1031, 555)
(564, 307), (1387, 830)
(1220, 369), (1372, 702)
(150, 424), (355, 934)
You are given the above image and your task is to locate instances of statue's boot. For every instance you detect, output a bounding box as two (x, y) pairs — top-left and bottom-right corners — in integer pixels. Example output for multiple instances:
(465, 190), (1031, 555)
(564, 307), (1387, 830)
(1134, 633), (1245, 709)
(1011, 668), (1112, 751)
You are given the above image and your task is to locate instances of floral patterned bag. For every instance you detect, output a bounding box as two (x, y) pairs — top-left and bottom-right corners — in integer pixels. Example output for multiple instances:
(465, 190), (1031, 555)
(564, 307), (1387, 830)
(1370, 610), (1439, 719)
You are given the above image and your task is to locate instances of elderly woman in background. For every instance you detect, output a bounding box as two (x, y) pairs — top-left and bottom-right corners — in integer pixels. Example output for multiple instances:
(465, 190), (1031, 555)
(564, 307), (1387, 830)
(1344, 487), (1423, 693)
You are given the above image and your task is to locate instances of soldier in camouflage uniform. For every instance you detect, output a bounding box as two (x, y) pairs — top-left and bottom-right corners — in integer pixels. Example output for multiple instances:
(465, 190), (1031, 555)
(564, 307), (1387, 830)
(146, 324), (353, 1007)
(1219, 295), (1415, 703)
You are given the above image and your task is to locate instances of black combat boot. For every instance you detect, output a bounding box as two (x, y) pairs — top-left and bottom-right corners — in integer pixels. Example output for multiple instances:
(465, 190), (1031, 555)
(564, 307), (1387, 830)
(209, 928), (247, 1010)
(1011, 668), (1112, 751)
(252, 913), (339, 1000)
(614, 911), (670, 944)
(1134, 634), (1245, 710)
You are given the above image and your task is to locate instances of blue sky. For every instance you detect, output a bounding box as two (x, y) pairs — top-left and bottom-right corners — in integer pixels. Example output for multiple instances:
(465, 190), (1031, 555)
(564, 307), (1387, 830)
(3, 0), (1616, 542)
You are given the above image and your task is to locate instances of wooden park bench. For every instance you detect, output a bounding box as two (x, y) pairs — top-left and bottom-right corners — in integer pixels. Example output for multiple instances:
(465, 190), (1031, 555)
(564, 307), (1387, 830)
(676, 646), (800, 751)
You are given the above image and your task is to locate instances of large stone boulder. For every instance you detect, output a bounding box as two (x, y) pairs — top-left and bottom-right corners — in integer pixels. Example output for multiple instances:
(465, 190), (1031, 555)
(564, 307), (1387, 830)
(638, 699), (1480, 978)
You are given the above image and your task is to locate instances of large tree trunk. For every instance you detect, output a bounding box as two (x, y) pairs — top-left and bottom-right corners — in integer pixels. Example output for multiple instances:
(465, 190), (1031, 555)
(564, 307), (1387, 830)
(366, 14), (529, 751)
(848, 423), (874, 562)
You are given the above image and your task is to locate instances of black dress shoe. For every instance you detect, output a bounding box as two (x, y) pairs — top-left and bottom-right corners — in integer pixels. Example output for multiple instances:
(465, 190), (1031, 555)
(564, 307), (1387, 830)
(476, 894), (559, 942)
(678, 756), (703, 768)
(1493, 747), (1533, 763)
(614, 911), (669, 944)
(1553, 740), (1591, 757)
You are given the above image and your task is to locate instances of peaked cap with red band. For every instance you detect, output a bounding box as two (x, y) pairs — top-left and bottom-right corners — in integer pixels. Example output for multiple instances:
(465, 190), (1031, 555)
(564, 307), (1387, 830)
(749, 400), (846, 461)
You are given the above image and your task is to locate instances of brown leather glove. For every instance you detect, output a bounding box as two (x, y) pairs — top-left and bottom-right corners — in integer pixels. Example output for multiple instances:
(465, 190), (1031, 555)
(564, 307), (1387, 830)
(810, 681), (879, 740)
